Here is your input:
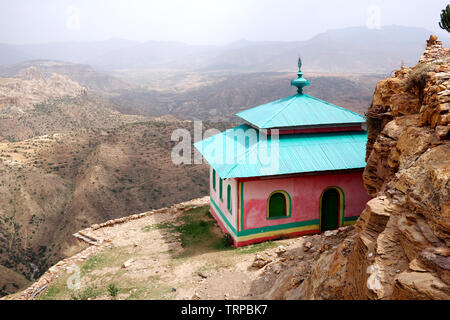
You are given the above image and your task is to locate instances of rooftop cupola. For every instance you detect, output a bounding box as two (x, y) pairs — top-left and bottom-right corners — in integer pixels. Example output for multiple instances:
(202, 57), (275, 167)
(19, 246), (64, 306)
(234, 58), (365, 130)
(290, 57), (310, 94)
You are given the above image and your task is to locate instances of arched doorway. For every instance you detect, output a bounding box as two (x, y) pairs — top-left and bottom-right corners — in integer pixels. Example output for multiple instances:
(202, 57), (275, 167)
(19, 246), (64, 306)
(320, 187), (344, 231)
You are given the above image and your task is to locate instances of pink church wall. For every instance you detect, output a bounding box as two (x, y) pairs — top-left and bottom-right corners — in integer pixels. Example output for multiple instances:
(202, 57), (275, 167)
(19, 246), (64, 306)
(209, 167), (238, 230)
(241, 171), (370, 231)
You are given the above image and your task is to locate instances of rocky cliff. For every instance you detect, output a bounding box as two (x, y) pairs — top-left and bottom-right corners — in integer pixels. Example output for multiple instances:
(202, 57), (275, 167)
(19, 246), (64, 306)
(265, 36), (450, 300)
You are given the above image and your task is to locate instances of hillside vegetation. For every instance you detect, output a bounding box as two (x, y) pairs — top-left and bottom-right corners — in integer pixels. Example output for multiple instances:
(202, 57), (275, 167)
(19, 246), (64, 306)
(0, 64), (234, 296)
(0, 119), (230, 296)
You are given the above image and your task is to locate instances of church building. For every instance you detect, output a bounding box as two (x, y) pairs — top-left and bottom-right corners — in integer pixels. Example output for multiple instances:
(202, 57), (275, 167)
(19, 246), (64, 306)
(194, 59), (370, 247)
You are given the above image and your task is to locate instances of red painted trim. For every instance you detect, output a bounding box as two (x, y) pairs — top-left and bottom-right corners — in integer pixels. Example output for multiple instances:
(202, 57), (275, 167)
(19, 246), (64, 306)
(238, 168), (365, 182)
(267, 126), (363, 135)
(234, 229), (319, 247)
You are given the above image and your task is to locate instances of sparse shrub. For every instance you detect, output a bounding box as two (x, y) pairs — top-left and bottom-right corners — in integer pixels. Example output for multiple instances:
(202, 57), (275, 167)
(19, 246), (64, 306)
(176, 220), (212, 247)
(364, 111), (382, 134)
(439, 5), (450, 32)
(404, 63), (436, 103)
(204, 210), (213, 219)
(107, 283), (119, 299)
(221, 233), (233, 248)
(70, 286), (98, 300)
(81, 254), (106, 273)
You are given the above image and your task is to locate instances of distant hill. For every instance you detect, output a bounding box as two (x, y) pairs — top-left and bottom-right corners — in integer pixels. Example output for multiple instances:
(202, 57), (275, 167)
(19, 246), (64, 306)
(87, 40), (215, 70)
(0, 39), (139, 67)
(110, 72), (384, 120)
(0, 60), (131, 93)
(1, 26), (448, 73)
(0, 65), (145, 141)
(0, 61), (382, 123)
(0, 44), (31, 66)
(192, 26), (447, 73)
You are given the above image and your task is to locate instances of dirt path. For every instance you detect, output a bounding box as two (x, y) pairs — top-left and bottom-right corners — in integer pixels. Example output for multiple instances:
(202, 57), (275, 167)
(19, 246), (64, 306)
(17, 196), (352, 300)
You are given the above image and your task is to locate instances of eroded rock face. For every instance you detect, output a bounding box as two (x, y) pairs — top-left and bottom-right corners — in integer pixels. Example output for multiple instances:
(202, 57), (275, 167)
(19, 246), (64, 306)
(268, 36), (450, 300)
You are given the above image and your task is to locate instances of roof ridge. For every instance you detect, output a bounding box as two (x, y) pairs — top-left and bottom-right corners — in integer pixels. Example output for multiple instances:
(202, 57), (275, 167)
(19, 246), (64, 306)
(303, 94), (365, 119)
(260, 94), (299, 128)
(236, 93), (365, 129)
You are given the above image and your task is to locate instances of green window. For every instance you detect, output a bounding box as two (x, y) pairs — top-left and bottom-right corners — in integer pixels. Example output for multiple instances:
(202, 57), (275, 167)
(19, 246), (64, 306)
(227, 185), (232, 214)
(219, 178), (223, 200)
(212, 170), (216, 190)
(268, 192), (289, 218)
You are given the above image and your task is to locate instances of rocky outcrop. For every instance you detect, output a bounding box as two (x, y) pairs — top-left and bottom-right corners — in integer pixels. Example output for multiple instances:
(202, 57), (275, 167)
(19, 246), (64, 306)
(267, 36), (450, 300)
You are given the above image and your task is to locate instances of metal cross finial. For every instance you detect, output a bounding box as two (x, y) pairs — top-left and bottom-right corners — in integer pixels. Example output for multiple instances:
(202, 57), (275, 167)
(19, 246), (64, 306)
(291, 57), (309, 94)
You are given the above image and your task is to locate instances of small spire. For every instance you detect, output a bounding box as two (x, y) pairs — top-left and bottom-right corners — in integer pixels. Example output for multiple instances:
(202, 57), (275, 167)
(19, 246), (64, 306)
(291, 57), (310, 94)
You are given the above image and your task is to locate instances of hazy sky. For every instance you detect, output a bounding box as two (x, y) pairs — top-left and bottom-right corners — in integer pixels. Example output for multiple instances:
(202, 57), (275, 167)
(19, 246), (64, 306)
(0, 0), (448, 45)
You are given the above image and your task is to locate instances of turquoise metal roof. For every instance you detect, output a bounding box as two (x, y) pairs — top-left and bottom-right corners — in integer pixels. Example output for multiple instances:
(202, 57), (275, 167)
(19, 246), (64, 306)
(194, 124), (368, 179)
(236, 59), (365, 129)
(235, 93), (366, 129)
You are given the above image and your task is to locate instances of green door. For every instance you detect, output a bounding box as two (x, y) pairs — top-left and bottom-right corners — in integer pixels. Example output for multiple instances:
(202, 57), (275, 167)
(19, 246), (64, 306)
(321, 188), (340, 231)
